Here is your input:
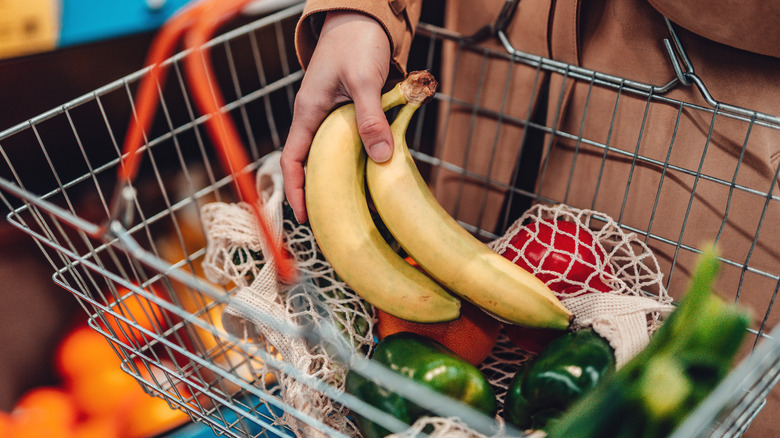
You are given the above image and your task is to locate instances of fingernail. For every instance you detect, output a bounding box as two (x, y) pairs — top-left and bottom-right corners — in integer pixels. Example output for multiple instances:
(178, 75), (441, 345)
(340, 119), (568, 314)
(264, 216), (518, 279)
(369, 142), (392, 162)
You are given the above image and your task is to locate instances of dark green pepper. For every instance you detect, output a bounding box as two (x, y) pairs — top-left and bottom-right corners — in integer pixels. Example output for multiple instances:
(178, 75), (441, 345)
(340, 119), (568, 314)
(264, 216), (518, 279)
(504, 328), (615, 430)
(346, 332), (497, 438)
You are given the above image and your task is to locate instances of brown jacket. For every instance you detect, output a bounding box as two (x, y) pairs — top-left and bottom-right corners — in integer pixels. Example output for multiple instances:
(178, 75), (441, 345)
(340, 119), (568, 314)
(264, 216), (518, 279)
(295, 2), (780, 435)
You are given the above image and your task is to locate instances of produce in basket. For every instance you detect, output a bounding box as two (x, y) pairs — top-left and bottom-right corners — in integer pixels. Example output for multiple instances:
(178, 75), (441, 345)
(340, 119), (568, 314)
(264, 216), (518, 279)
(375, 301), (501, 367)
(504, 328), (616, 430)
(545, 246), (751, 438)
(345, 332), (497, 438)
(375, 257), (502, 366)
(502, 219), (613, 295)
(305, 71), (461, 324)
(226, 201), (374, 352)
(97, 284), (170, 346)
(365, 80), (572, 330)
(501, 218), (613, 353)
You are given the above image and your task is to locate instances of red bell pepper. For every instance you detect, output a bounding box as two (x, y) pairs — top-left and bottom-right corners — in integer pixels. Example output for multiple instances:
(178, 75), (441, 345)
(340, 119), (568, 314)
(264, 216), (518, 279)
(501, 219), (614, 353)
(502, 219), (613, 295)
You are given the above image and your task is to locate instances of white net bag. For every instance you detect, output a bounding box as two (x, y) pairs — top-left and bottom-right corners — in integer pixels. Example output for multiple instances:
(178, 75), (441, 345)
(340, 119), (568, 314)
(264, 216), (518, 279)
(199, 151), (374, 437)
(490, 203), (676, 367)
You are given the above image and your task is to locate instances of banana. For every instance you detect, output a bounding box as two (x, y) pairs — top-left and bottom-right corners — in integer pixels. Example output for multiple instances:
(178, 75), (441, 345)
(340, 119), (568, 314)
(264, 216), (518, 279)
(304, 72), (460, 323)
(365, 101), (573, 330)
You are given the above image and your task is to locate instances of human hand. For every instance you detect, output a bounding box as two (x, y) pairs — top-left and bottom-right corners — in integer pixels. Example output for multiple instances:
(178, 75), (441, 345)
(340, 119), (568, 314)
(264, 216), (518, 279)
(280, 11), (392, 223)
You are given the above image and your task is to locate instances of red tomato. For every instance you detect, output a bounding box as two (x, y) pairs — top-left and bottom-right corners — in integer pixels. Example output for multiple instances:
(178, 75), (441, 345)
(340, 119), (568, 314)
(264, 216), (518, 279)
(502, 219), (613, 295)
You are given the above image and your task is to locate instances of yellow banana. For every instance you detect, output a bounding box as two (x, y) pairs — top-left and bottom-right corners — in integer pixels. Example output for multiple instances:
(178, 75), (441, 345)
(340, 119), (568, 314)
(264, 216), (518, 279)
(365, 101), (573, 330)
(304, 72), (460, 323)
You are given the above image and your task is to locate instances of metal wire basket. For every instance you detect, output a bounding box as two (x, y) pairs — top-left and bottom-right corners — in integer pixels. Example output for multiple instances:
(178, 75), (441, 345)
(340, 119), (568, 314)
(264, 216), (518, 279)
(1, 3), (779, 437)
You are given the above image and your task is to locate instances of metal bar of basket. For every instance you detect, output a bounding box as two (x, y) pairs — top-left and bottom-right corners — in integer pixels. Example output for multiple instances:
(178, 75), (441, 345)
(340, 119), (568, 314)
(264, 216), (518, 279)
(56, 262), (354, 437)
(416, 21), (780, 129)
(105, 216), (526, 437)
(669, 324), (780, 438)
(109, 220), (302, 340)
(0, 2), (304, 145)
(0, 176), (103, 236)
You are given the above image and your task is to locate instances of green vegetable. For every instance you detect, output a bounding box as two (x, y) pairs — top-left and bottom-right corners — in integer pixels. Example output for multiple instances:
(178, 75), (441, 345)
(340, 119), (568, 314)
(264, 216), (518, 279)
(345, 332), (497, 438)
(546, 245), (751, 438)
(504, 328), (615, 430)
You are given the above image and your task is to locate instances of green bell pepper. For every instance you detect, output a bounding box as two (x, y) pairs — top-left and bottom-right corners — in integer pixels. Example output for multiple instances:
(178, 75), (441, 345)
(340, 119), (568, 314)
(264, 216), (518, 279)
(504, 328), (615, 430)
(345, 332), (497, 438)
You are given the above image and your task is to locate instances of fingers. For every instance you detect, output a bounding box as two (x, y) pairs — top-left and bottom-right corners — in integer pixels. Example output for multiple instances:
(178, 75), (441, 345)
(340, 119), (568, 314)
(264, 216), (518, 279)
(280, 96), (325, 224)
(281, 11), (391, 224)
(352, 84), (393, 163)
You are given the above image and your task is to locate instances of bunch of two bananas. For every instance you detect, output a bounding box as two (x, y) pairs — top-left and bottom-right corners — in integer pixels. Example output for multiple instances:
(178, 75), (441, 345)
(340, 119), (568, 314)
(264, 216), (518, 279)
(304, 71), (572, 331)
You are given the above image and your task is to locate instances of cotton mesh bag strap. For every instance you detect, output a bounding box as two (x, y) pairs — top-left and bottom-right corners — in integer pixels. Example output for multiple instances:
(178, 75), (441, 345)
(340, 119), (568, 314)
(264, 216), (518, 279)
(200, 151), (285, 288)
(199, 151), (373, 436)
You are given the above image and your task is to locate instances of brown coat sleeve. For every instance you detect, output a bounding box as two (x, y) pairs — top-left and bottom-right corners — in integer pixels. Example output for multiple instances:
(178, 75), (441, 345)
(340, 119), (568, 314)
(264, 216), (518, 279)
(294, 0), (424, 77)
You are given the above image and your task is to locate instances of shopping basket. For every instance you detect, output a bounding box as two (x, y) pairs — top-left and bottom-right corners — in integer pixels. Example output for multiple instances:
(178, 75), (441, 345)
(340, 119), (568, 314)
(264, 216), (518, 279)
(1, 2), (779, 437)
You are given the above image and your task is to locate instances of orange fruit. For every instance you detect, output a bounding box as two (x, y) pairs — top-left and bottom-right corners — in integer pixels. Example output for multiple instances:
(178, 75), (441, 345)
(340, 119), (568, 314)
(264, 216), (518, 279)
(0, 411), (13, 437)
(73, 416), (122, 438)
(98, 284), (170, 347)
(10, 387), (78, 438)
(69, 365), (142, 419)
(375, 258), (502, 366)
(375, 301), (501, 366)
(55, 325), (120, 382)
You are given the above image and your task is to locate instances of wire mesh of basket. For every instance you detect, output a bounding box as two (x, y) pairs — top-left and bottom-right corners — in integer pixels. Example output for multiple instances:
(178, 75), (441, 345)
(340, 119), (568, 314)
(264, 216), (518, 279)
(0, 2), (779, 437)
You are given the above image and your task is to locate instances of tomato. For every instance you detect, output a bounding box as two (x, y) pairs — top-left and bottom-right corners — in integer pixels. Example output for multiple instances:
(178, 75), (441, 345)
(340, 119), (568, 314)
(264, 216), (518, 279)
(502, 219), (613, 295)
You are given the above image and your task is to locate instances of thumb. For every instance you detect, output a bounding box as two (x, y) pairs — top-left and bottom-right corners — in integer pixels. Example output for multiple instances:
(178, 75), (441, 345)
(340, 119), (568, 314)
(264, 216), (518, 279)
(353, 91), (393, 163)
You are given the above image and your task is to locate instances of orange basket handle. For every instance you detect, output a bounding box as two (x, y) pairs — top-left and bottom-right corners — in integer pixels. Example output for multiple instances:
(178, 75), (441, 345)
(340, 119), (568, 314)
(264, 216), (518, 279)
(115, 0), (297, 283)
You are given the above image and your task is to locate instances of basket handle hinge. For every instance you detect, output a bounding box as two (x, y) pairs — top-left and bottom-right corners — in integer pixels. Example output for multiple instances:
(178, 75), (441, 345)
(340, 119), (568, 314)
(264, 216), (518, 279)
(662, 17), (694, 88)
(662, 17), (731, 113)
(102, 182), (137, 240)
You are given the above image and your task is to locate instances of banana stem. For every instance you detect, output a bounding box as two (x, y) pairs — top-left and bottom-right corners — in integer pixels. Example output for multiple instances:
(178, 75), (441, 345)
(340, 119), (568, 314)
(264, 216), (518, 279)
(399, 71), (439, 105)
(392, 103), (422, 139)
(381, 86), (407, 110)
(381, 71), (438, 110)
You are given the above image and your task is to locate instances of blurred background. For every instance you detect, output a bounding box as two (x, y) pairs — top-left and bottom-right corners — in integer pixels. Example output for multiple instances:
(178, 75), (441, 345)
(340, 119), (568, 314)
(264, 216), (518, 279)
(0, 0), (298, 435)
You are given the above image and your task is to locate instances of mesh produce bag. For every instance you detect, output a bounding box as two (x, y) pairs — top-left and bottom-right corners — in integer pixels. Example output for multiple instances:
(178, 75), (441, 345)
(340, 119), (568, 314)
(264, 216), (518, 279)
(490, 204), (676, 367)
(398, 204), (677, 438)
(200, 151), (374, 437)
